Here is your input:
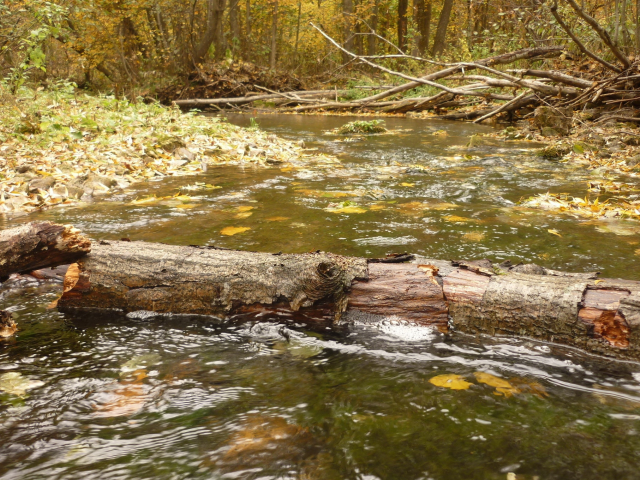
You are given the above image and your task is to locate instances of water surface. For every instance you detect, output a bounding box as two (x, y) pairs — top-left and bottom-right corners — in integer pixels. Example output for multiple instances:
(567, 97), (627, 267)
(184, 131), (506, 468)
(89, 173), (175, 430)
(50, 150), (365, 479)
(1, 114), (640, 479)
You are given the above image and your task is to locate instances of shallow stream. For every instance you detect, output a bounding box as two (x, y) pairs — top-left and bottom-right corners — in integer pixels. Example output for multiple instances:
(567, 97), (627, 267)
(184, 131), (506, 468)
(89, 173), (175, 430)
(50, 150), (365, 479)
(1, 115), (640, 479)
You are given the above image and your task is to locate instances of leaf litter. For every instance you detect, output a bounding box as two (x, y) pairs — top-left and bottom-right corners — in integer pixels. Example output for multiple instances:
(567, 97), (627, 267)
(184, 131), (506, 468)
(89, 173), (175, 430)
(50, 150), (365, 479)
(0, 88), (335, 215)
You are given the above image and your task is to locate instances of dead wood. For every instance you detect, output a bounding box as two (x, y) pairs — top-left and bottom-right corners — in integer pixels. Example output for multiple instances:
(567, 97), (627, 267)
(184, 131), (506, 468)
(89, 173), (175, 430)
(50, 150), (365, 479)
(49, 238), (640, 361)
(0, 222), (91, 278)
(3, 222), (640, 360)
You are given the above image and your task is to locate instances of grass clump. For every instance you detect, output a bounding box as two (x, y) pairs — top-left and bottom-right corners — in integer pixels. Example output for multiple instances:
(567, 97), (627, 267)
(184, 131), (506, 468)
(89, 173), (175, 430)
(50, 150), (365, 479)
(336, 120), (387, 135)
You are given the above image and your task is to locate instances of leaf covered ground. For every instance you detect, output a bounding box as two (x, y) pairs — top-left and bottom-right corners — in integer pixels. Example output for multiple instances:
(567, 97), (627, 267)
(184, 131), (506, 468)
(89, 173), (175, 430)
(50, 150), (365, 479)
(0, 86), (324, 215)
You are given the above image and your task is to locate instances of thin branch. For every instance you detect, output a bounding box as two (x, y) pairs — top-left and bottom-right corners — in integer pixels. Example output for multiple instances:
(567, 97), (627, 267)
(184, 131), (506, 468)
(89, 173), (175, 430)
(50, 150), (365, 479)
(563, 0), (631, 69)
(550, 2), (621, 72)
(473, 90), (532, 124)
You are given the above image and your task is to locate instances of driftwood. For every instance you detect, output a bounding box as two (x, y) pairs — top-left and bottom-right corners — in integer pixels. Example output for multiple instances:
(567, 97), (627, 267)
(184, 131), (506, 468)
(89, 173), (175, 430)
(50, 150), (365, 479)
(45, 237), (640, 361)
(3, 223), (640, 360)
(0, 222), (91, 278)
(174, 90), (348, 108)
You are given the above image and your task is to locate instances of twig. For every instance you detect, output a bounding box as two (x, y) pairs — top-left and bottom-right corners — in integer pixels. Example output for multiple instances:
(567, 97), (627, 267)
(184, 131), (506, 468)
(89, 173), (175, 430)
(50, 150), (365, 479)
(473, 90), (531, 124)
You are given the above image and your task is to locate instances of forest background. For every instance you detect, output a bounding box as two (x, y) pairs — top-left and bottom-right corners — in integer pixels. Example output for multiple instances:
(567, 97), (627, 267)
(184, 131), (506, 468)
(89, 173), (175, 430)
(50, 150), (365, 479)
(2, 0), (640, 98)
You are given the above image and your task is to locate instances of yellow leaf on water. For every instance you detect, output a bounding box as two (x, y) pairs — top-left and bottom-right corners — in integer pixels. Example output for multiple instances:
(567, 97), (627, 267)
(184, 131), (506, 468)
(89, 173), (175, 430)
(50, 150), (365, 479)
(462, 231), (485, 242)
(172, 194), (192, 201)
(237, 206), (254, 212)
(474, 372), (520, 398)
(429, 374), (472, 390)
(401, 182), (415, 187)
(221, 226), (251, 236)
(329, 206), (367, 214)
(235, 212), (253, 219)
(548, 229), (562, 237)
(443, 215), (477, 223)
(266, 216), (290, 222)
(130, 196), (159, 205)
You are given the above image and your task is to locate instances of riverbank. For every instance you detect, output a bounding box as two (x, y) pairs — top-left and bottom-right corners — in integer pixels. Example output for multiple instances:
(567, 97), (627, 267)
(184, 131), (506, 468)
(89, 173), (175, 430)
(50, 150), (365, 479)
(0, 87), (320, 215)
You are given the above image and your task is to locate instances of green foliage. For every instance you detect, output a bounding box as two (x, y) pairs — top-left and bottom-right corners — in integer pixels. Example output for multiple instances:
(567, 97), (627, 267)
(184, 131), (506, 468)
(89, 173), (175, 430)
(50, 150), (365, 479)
(1, 2), (68, 93)
(336, 120), (387, 135)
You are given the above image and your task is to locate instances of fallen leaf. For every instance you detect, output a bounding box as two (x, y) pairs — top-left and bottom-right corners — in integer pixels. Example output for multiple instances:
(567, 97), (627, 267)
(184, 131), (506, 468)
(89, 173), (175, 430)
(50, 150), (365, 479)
(0, 372), (44, 396)
(548, 229), (562, 237)
(594, 279), (605, 285)
(237, 206), (254, 212)
(462, 231), (485, 242)
(429, 374), (472, 390)
(221, 226), (251, 236)
(443, 215), (477, 223)
(401, 182), (415, 187)
(266, 216), (289, 221)
(175, 204), (197, 209)
(330, 206), (367, 214)
(474, 372), (520, 397)
(370, 204), (386, 211)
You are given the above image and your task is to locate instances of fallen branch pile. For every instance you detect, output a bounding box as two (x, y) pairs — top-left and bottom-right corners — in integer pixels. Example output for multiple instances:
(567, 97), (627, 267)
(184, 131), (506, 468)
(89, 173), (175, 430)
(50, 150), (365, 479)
(174, 1), (640, 124)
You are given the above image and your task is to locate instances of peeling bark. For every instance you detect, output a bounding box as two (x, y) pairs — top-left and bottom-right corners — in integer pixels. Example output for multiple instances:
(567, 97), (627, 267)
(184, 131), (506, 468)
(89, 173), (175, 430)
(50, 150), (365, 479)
(0, 222), (91, 278)
(5, 223), (640, 361)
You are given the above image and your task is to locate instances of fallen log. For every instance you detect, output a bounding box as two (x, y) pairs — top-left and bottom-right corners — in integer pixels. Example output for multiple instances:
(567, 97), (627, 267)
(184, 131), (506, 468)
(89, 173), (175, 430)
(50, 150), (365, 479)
(173, 89), (348, 108)
(53, 239), (640, 361)
(0, 222), (91, 278)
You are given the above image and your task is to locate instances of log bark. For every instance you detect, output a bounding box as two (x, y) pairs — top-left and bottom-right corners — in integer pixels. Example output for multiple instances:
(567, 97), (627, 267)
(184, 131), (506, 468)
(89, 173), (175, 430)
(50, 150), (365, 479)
(54, 239), (640, 361)
(0, 222), (91, 278)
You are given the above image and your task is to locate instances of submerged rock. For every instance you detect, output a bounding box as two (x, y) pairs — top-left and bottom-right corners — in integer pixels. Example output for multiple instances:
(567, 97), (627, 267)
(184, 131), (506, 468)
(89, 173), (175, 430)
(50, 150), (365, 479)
(0, 311), (16, 338)
(534, 106), (573, 136)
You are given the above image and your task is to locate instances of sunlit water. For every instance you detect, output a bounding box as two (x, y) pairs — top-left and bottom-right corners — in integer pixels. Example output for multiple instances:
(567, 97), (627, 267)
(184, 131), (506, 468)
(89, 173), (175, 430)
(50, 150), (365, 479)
(1, 115), (640, 479)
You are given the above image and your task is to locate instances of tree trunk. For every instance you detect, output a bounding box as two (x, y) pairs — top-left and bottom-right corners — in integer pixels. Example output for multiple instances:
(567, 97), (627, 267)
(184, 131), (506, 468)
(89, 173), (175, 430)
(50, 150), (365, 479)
(0, 222), (91, 278)
(636, 0), (640, 53)
(343, 0), (354, 63)
(193, 0), (226, 65)
(230, 0), (240, 54)
(431, 0), (454, 56)
(367, 0), (379, 55)
(398, 0), (409, 52)
(54, 239), (640, 361)
(270, 0), (278, 69)
(415, 0), (432, 55)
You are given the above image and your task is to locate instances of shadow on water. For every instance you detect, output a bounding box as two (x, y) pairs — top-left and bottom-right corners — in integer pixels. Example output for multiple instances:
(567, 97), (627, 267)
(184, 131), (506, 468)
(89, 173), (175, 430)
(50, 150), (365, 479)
(1, 115), (640, 479)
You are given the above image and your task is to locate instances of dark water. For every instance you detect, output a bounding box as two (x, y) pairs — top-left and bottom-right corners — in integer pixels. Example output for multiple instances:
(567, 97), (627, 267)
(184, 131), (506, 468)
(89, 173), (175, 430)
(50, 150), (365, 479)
(1, 115), (640, 479)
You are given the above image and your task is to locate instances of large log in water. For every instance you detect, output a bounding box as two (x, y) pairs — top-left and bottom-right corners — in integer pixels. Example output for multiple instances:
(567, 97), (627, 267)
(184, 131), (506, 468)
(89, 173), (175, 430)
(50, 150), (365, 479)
(0, 222), (91, 277)
(55, 240), (640, 360)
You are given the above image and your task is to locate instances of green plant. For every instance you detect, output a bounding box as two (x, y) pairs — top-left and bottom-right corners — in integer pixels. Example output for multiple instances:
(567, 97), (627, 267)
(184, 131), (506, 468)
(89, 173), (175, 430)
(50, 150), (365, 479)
(249, 117), (260, 130)
(2, 2), (68, 93)
(336, 120), (387, 135)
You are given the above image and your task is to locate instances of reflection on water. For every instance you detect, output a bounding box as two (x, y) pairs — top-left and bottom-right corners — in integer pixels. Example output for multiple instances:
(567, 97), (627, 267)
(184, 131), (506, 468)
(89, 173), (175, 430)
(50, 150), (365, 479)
(2, 113), (638, 279)
(1, 282), (640, 479)
(1, 114), (640, 479)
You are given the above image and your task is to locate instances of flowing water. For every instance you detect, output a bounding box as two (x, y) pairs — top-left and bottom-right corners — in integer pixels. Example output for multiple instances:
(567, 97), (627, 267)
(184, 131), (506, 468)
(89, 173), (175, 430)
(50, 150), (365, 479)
(1, 114), (640, 479)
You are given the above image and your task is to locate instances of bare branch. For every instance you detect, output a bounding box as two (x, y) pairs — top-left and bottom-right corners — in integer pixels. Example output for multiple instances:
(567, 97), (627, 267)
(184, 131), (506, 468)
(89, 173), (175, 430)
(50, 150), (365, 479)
(550, 2), (621, 73)
(562, 0), (631, 69)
